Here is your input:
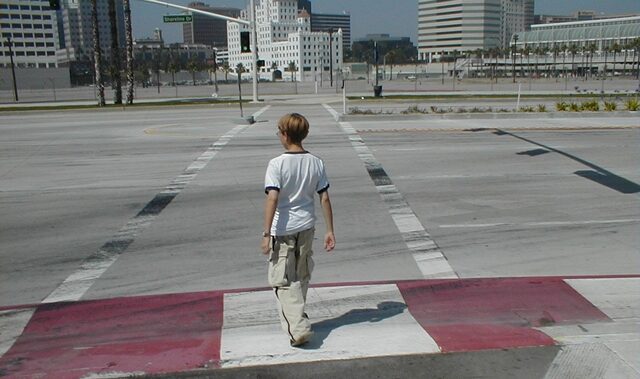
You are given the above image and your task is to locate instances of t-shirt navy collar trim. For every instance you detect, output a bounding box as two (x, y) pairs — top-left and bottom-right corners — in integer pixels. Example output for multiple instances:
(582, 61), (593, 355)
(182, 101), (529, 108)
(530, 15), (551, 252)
(284, 151), (309, 154)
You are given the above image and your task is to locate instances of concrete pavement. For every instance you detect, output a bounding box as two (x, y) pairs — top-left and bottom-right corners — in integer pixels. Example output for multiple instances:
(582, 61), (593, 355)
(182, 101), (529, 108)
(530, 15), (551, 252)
(0, 276), (638, 378)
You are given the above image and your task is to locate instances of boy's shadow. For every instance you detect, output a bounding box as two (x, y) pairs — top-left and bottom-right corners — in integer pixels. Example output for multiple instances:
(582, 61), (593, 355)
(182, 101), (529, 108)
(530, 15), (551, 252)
(301, 301), (408, 349)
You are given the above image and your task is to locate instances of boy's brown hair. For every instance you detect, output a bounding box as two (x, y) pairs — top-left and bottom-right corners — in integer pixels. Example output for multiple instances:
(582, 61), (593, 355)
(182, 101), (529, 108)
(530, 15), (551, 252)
(278, 113), (309, 144)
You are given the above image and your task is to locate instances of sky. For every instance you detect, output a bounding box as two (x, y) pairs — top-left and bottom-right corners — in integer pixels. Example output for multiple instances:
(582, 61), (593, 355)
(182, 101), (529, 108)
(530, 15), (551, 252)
(131, 0), (640, 45)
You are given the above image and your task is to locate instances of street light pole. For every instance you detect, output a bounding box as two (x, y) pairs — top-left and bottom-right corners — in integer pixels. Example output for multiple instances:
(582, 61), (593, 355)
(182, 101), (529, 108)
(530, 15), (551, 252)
(250, 0), (258, 102)
(5, 37), (19, 102)
(374, 41), (379, 87)
(328, 28), (334, 87)
(512, 34), (518, 83)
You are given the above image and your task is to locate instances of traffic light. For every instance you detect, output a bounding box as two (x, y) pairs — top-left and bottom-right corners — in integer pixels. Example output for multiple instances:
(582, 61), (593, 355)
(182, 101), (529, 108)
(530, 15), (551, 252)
(240, 31), (251, 53)
(49, 0), (61, 10)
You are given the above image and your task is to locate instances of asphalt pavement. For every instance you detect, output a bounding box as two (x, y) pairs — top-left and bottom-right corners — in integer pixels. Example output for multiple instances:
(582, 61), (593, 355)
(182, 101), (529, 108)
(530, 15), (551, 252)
(0, 98), (638, 378)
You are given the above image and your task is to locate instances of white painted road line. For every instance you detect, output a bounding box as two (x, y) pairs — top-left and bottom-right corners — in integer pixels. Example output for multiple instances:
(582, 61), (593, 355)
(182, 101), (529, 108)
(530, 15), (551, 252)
(323, 104), (458, 279)
(220, 284), (440, 368)
(565, 278), (640, 321)
(0, 308), (36, 357)
(439, 219), (640, 229)
(42, 107), (270, 304)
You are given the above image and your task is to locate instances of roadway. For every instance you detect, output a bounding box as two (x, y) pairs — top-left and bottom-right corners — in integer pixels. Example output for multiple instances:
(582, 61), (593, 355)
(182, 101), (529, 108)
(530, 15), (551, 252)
(0, 101), (638, 377)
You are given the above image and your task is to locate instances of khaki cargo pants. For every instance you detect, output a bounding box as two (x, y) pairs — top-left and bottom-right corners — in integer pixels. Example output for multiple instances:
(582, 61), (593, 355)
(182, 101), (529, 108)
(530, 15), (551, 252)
(268, 228), (315, 343)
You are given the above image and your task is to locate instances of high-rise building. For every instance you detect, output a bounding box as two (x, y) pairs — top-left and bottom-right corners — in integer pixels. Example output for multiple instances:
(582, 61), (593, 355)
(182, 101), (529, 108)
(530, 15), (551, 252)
(182, 2), (240, 48)
(56, 0), (125, 65)
(501, 0), (534, 49)
(311, 12), (351, 52)
(227, 0), (343, 82)
(0, 0), (60, 68)
(418, 0), (533, 61)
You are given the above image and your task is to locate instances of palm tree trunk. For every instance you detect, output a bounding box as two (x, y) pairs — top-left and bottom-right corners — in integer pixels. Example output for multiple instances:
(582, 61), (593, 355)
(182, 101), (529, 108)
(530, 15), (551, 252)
(123, 0), (134, 104)
(108, 0), (122, 104)
(571, 54), (575, 77)
(91, 0), (105, 106)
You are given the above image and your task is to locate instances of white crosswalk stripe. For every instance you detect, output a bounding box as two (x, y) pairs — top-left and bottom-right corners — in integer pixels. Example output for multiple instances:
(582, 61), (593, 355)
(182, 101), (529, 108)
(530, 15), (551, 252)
(220, 284), (440, 368)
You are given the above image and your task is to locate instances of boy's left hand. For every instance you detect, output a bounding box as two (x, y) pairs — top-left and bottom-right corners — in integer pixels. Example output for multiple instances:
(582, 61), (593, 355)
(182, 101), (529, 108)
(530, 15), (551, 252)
(324, 232), (335, 252)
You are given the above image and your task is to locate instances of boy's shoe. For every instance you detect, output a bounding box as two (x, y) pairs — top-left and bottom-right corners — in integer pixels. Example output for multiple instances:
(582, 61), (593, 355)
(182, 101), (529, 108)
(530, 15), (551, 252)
(290, 331), (314, 347)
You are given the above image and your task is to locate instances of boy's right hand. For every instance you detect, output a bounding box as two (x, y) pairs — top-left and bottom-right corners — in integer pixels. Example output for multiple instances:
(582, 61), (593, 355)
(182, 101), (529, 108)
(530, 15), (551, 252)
(324, 232), (335, 252)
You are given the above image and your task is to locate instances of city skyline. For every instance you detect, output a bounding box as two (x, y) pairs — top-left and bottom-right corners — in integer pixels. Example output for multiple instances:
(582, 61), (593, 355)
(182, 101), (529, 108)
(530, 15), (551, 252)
(130, 0), (639, 45)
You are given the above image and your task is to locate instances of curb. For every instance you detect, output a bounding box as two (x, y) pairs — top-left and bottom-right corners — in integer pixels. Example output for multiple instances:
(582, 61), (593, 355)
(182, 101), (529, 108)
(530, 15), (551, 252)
(338, 111), (640, 122)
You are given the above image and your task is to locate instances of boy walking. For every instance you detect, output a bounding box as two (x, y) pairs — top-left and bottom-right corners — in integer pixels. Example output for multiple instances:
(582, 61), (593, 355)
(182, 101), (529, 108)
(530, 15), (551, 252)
(261, 113), (335, 347)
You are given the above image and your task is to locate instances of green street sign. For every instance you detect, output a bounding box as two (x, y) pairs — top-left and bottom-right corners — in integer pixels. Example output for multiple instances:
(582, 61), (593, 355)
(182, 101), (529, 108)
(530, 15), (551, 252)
(163, 14), (193, 23)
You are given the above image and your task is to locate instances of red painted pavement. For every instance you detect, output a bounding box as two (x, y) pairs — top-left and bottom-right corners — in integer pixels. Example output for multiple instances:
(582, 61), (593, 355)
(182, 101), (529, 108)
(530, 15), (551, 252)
(398, 277), (611, 352)
(1, 276), (630, 377)
(0, 291), (223, 378)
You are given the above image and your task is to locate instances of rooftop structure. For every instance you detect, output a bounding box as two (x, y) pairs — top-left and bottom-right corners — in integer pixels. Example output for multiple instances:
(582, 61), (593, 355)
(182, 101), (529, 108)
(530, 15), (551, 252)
(512, 16), (640, 51)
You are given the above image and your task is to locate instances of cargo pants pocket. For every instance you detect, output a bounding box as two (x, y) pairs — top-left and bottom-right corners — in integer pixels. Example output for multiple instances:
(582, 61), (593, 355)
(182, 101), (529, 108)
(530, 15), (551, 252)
(268, 237), (291, 287)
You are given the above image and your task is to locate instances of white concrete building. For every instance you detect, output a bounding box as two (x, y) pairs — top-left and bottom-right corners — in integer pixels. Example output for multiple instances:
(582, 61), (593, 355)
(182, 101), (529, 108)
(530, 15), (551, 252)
(0, 0), (60, 68)
(418, 0), (533, 61)
(227, 0), (343, 82)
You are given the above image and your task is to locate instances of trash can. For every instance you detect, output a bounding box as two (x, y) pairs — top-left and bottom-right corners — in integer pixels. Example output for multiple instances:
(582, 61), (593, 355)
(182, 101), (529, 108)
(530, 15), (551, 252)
(373, 85), (383, 97)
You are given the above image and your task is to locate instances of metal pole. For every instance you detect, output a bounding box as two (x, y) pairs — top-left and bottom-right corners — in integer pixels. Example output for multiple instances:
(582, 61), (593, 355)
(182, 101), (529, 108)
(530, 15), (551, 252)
(375, 41), (379, 87)
(238, 69), (243, 118)
(329, 29), (333, 87)
(250, 0), (258, 102)
(6, 37), (19, 102)
(138, 0), (249, 24)
(342, 81), (346, 114)
(512, 36), (518, 83)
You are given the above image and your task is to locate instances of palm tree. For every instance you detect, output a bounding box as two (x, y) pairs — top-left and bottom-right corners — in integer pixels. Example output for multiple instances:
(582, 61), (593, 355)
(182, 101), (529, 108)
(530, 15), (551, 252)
(386, 50), (397, 80)
(108, 0), (121, 104)
(487, 47), (496, 82)
(522, 44), (530, 79)
(611, 42), (621, 76)
(123, 0), (134, 104)
(287, 61), (297, 94)
(602, 45), (610, 79)
(91, 0), (105, 106)
(153, 46), (162, 93)
(551, 44), (561, 79)
(622, 41), (630, 76)
(534, 46), (546, 77)
(587, 43), (597, 80)
(165, 47), (178, 87)
(223, 62), (230, 82)
(287, 61), (297, 82)
(187, 58), (200, 85)
(493, 47), (501, 80)
(569, 44), (578, 78)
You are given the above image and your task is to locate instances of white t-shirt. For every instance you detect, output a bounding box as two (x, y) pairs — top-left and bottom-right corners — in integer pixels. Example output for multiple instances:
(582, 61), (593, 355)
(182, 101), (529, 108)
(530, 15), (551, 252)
(264, 151), (330, 236)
